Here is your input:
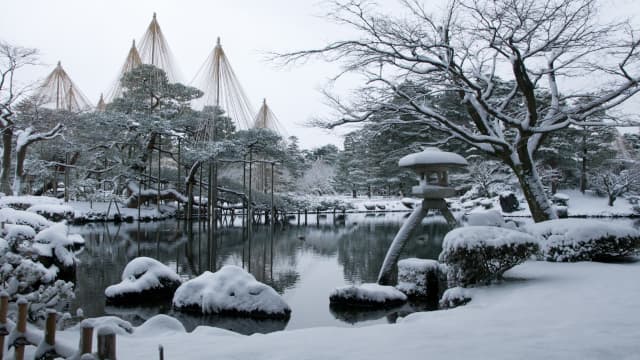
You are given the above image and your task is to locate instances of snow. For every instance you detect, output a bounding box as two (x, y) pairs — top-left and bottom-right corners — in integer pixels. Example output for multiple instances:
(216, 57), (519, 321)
(0, 207), (52, 231)
(441, 226), (538, 251)
(398, 147), (468, 167)
(27, 203), (75, 219)
(330, 283), (407, 304)
(0, 195), (61, 209)
(105, 257), (182, 298)
(172, 265), (291, 317)
(3, 224), (36, 242)
(36, 259), (640, 359)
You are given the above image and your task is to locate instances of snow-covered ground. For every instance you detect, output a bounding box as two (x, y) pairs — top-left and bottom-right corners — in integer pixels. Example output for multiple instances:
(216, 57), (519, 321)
(7, 258), (637, 359)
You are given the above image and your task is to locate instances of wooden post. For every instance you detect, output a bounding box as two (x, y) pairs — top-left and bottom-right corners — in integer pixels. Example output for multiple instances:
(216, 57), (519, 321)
(0, 292), (9, 360)
(159, 345), (164, 360)
(98, 327), (117, 360)
(45, 310), (56, 348)
(304, 209), (308, 226)
(14, 299), (28, 360)
(157, 133), (161, 213)
(81, 321), (94, 355)
(64, 152), (69, 202)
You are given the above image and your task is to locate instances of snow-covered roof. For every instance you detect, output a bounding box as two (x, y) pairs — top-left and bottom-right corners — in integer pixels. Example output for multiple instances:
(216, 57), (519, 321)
(398, 147), (468, 168)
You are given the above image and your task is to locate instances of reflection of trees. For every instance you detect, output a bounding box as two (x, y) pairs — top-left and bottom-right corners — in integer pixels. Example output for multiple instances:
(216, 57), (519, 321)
(337, 218), (452, 284)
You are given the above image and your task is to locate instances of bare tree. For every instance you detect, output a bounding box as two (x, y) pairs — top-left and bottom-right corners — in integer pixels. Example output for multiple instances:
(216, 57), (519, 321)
(590, 165), (640, 206)
(280, 0), (640, 222)
(0, 41), (64, 195)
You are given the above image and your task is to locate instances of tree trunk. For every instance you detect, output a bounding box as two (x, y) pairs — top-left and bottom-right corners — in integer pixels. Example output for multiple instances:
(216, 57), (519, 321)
(13, 143), (28, 195)
(0, 128), (13, 194)
(608, 195), (616, 207)
(511, 156), (557, 223)
(580, 131), (588, 193)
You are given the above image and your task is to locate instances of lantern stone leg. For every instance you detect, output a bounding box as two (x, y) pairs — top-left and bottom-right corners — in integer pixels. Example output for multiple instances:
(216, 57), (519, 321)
(377, 202), (429, 285)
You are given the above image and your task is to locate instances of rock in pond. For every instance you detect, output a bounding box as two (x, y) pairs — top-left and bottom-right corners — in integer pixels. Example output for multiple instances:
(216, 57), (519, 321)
(330, 283), (407, 308)
(105, 257), (182, 305)
(172, 265), (291, 319)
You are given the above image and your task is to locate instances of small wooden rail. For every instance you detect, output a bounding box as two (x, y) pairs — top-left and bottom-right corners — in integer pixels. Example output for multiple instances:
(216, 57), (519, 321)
(0, 294), (120, 360)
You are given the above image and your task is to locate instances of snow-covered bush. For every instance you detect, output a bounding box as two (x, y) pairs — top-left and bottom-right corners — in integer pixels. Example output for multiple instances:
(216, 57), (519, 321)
(396, 258), (445, 298)
(105, 257), (182, 305)
(465, 209), (505, 227)
(330, 283), (407, 308)
(439, 287), (472, 309)
(172, 265), (291, 318)
(27, 203), (75, 222)
(498, 191), (520, 213)
(0, 207), (52, 231)
(439, 226), (539, 287)
(32, 222), (78, 277)
(526, 219), (640, 262)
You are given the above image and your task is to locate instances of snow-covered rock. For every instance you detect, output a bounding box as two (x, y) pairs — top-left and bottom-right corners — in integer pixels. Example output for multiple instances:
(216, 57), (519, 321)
(465, 209), (505, 227)
(27, 204), (75, 222)
(439, 226), (539, 286)
(396, 258), (444, 298)
(0, 207), (52, 231)
(525, 219), (640, 262)
(330, 283), (407, 308)
(172, 266), (291, 318)
(498, 191), (519, 213)
(105, 257), (182, 305)
(439, 286), (472, 309)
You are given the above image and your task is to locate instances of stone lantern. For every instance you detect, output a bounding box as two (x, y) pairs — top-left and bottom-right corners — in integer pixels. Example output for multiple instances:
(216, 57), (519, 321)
(399, 147), (467, 199)
(378, 147), (468, 285)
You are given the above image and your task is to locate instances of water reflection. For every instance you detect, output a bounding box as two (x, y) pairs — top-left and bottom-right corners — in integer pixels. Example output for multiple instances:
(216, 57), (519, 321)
(71, 213), (453, 334)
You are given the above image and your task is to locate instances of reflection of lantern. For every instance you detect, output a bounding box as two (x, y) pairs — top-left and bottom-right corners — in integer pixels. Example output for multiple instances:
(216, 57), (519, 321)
(398, 148), (468, 199)
(378, 148), (468, 286)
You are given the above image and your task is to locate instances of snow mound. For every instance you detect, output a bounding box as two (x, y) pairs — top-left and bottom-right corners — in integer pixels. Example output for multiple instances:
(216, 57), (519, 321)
(27, 204), (75, 221)
(525, 219), (640, 261)
(172, 265), (291, 318)
(465, 209), (505, 227)
(0, 207), (52, 231)
(135, 315), (186, 337)
(396, 258), (443, 297)
(0, 238), (8, 254)
(439, 226), (539, 286)
(105, 257), (182, 304)
(330, 283), (407, 307)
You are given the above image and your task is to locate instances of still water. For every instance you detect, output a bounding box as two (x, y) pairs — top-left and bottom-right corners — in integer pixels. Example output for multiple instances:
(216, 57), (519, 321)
(70, 212), (453, 334)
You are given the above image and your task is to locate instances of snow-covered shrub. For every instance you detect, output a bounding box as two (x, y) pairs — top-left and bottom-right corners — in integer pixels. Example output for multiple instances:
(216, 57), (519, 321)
(173, 265), (291, 318)
(439, 226), (539, 287)
(330, 283), (407, 308)
(465, 209), (505, 227)
(526, 219), (640, 262)
(396, 258), (445, 299)
(2, 224), (36, 252)
(439, 287), (472, 309)
(105, 257), (182, 305)
(27, 204), (75, 222)
(32, 222), (78, 277)
(0, 207), (52, 231)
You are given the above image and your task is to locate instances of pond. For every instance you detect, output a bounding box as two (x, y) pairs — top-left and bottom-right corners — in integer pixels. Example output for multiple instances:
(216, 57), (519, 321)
(70, 212), (454, 334)
(70, 214), (640, 335)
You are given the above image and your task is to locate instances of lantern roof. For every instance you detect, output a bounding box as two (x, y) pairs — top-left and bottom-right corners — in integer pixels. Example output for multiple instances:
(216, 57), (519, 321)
(398, 147), (468, 168)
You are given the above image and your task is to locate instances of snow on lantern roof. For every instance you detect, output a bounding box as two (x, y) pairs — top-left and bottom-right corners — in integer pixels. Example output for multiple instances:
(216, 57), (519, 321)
(398, 147), (468, 168)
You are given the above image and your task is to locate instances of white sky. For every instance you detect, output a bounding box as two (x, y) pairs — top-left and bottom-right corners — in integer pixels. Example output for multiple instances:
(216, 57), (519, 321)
(2, 0), (639, 149)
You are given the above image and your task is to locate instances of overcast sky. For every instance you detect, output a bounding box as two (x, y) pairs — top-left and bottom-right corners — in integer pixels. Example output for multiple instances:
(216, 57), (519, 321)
(2, 0), (639, 150)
